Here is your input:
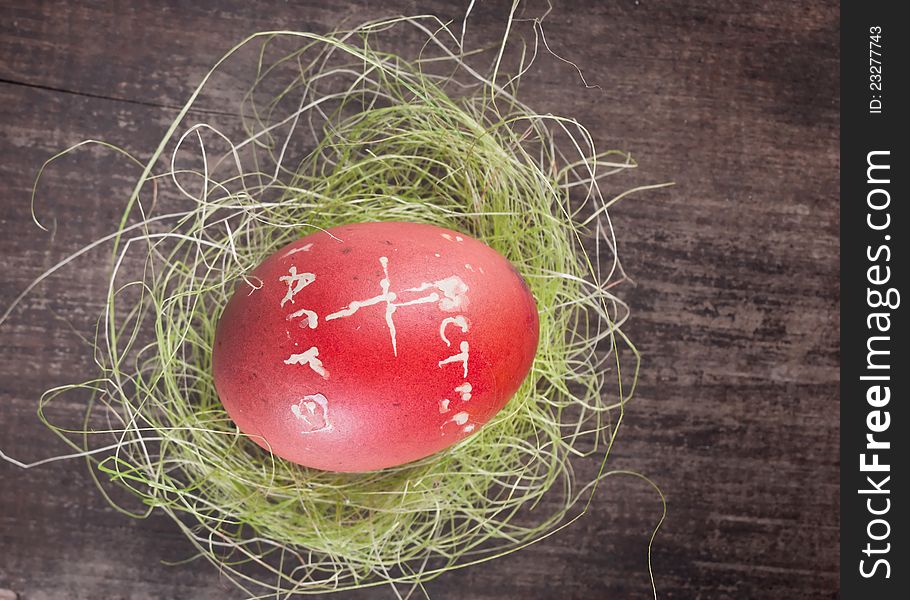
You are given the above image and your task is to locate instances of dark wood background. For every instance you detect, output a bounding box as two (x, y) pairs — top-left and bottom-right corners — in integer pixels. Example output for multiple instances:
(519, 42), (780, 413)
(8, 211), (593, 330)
(0, 1), (839, 598)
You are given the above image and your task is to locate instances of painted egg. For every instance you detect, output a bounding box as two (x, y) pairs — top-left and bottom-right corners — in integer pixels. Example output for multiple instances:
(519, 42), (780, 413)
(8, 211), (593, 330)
(212, 221), (539, 472)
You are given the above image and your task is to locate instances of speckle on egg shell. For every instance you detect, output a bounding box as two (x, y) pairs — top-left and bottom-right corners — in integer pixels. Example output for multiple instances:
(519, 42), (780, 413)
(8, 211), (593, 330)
(212, 221), (539, 472)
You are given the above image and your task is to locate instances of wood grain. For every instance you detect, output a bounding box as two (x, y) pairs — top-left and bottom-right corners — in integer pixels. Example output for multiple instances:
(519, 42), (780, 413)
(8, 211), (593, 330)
(0, 1), (839, 598)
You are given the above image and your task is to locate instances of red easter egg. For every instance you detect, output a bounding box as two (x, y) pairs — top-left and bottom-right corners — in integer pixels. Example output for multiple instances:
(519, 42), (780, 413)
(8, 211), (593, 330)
(212, 221), (539, 472)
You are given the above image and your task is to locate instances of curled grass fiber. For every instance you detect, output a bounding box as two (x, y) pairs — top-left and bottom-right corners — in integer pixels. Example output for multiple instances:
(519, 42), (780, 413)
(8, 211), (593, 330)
(3, 12), (666, 599)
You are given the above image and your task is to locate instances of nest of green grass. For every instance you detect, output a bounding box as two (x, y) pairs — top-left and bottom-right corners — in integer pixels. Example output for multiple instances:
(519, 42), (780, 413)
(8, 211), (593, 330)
(3, 13), (667, 599)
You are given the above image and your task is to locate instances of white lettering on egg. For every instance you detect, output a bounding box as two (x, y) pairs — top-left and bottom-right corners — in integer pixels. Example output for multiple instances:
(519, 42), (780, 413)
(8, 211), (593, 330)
(287, 307), (318, 329)
(454, 382), (472, 401)
(438, 341), (469, 378)
(284, 346), (328, 379)
(451, 411), (469, 425)
(439, 316), (469, 346)
(403, 276), (468, 312)
(324, 256), (469, 356)
(283, 243), (313, 257)
(290, 393), (331, 433)
(279, 266), (316, 307)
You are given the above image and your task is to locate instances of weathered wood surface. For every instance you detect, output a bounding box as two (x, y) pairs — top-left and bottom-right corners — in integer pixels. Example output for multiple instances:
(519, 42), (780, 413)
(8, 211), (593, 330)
(0, 1), (839, 598)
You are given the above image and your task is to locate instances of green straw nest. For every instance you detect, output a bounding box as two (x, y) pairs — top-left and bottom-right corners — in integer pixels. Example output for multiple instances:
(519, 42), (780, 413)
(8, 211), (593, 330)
(6, 14), (666, 599)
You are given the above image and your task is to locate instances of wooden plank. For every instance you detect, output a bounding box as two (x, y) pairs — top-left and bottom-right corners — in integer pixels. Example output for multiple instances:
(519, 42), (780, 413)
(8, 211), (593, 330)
(1, 0), (839, 598)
